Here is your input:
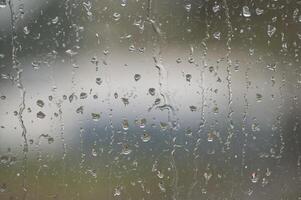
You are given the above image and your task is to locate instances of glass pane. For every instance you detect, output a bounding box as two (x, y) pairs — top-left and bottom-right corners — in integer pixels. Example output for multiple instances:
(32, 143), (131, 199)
(0, 0), (300, 199)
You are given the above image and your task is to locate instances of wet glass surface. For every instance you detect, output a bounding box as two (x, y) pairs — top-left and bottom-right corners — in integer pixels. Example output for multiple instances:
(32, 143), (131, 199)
(0, 0), (301, 199)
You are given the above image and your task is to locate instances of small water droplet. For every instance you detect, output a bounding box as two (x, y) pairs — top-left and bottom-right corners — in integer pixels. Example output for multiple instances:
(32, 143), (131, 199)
(122, 119), (129, 130)
(212, 4), (220, 13)
(256, 93), (263, 102)
(120, 0), (127, 7)
(113, 12), (121, 21)
(149, 88), (155, 96)
(121, 98), (129, 106)
(96, 77), (102, 85)
(91, 113), (101, 121)
(121, 144), (132, 155)
(114, 92), (118, 99)
(186, 74), (192, 82)
(255, 8), (264, 15)
(92, 148), (97, 157)
(23, 26), (30, 35)
(158, 182), (166, 192)
(36, 100), (44, 108)
(76, 106), (84, 114)
(134, 74), (141, 81)
(31, 61), (40, 70)
(52, 16), (59, 24)
(189, 105), (197, 112)
(213, 32), (221, 40)
(251, 172), (259, 183)
(37, 111), (46, 119)
(207, 132), (215, 142)
(80, 92), (88, 99)
(267, 25), (276, 37)
(128, 45), (135, 52)
(114, 187), (121, 196)
(184, 3), (192, 12)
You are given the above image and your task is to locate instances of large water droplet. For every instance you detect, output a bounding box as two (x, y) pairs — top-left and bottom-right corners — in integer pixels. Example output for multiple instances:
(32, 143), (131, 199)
(242, 6), (251, 17)
(0, 0), (7, 8)
(141, 132), (151, 142)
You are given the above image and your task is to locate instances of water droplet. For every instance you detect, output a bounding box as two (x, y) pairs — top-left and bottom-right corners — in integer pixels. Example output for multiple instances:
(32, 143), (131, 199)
(149, 88), (156, 96)
(134, 74), (141, 81)
(154, 98), (161, 105)
(256, 93), (263, 102)
(114, 92), (118, 99)
(52, 16), (59, 24)
(23, 26), (30, 35)
(158, 182), (166, 192)
(80, 92), (88, 99)
(267, 25), (276, 37)
(37, 111), (46, 119)
(242, 6), (251, 17)
(189, 105), (197, 112)
(157, 170), (164, 178)
(113, 12), (121, 21)
(186, 74), (192, 82)
(213, 32), (221, 40)
(121, 144), (132, 155)
(31, 61), (40, 70)
(36, 100), (44, 108)
(113, 187), (121, 196)
(91, 148), (97, 157)
(160, 122), (168, 131)
(251, 172), (259, 183)
(120, 0), (127, 7)
(91, 113), (101, 121)
(65, 49), (78, 56)
(48, 137), (54, 144)
(96, 77), (102, 85)
(128, 45), (135, 52)
(121, 98), (129, 106)
(176, 58), (182, 63)
(139, 118), (147, 128)
(0, 0), (7, 8)
(122, 119), (129, 130)
(76, 106), (84, 114)
(0, 155), (9, 164)
(207, 132), (214, 142)
(212, 4), (220, 13)
(255, 8), (264, 15)
(184, 3), (192, 12)
(141, 132), (151, 142)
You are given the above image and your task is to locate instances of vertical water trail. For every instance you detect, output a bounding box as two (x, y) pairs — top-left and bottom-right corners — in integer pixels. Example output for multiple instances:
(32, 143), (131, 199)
(147, 1), (178, 199)
(277, 72), (286, 161)
(8, 1), (28, 199)
(222, 0), (234, 151)
(241, 67), (249, 175)
(188, 4), (210, 198)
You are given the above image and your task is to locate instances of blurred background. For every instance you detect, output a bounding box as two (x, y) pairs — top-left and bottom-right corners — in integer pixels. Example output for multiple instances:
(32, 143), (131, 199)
(0, 0), (301, 199)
